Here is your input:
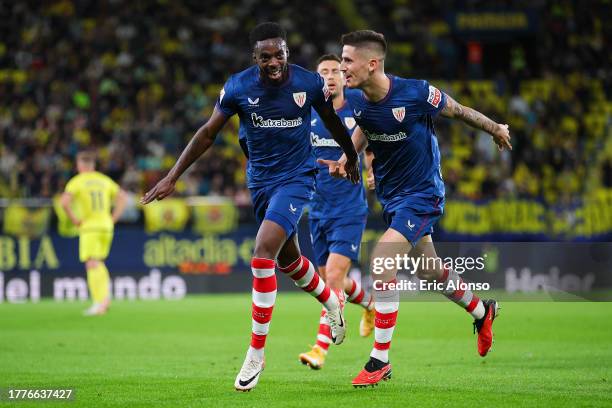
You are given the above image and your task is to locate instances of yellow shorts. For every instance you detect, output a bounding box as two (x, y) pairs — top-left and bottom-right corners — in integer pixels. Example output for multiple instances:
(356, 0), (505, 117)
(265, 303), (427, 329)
(79, 231), (113, 262)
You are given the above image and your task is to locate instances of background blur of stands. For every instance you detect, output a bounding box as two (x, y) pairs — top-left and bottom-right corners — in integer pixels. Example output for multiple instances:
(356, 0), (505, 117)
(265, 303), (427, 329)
(0, 1), (610, 299)
(1, 189), (612, 242)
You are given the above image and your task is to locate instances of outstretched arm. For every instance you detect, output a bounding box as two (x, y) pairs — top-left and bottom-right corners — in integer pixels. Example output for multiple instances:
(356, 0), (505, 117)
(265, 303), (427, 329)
(140, 107), (229, 204)
(440, 94), (512, 151)
(351, 126), (368, 155)
(364, 149), (375, 191)
(314, 102), (360, 184)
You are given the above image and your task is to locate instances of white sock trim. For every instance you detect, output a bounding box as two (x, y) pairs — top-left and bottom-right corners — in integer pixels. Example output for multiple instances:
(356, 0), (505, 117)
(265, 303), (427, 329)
(470, 300), (486, 320)
(247, 346), (264, 361)
(370, 348), (389, 363)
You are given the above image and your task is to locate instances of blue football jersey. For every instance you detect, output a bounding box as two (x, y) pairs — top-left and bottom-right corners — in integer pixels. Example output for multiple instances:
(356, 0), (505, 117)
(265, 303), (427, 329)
(345, 76), (447, 208)
(310, 99), (367, 219)
(216, 64), (331, 188)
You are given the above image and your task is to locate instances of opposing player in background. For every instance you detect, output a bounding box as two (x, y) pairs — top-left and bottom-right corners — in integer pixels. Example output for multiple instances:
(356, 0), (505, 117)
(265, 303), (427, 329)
(61, 150), (128, 316)
(299, 54), (375, 370)
(319, 30), (512, 387)
(140, 23), (360, 392)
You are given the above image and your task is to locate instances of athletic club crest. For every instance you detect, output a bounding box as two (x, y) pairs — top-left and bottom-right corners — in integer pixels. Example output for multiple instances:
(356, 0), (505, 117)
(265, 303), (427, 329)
(344, 117), (356, 129)
(293, 92), (306, 108)
(392, 106), (405, 122)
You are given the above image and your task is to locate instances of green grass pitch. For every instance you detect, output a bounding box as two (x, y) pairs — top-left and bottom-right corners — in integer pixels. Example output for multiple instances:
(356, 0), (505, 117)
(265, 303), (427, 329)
(1, 294), (611, 407)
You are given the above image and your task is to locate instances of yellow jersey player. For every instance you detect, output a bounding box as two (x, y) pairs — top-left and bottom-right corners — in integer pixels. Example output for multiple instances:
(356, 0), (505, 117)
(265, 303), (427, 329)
(61, 150), (127, 316)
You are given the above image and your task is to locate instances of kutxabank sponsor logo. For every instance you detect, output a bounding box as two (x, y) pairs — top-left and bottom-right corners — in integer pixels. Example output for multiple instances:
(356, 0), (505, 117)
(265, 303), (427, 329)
(251, 113), (302, 128)
(364, 129), (408, 142)
(310, 132), (340, 147)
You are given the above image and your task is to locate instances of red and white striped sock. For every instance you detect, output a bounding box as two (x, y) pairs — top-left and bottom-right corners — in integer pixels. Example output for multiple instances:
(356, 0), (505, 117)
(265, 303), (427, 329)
(248, 257), (277, 360)
(439, 267), (485, 319)
(315, 308), (331, 353)
(346, 277), (373, 310)
(278, 256), (339, 311)
(370, 299), (399, 363)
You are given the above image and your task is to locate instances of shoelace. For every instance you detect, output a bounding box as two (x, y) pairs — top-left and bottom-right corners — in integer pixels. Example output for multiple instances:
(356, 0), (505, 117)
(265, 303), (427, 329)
(327, 309), (340, 327)
(241, 359), (262, 377)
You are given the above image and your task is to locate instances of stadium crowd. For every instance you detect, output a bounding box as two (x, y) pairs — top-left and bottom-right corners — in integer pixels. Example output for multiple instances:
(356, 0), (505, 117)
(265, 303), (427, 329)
(0, 0), (610, 212)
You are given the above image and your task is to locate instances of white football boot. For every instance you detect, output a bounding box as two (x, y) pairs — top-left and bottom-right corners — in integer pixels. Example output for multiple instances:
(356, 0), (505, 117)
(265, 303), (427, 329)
(234, 353), (265, 392)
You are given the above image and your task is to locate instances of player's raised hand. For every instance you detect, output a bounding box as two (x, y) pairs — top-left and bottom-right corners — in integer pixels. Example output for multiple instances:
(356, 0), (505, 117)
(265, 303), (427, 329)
(317, 158), (346, 179)
(140, 176), (176, 204)
(492, 123), (512, 151)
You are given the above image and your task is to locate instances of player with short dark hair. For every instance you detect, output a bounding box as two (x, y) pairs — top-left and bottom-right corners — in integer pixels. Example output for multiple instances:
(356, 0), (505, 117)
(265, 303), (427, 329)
(141, 22), (360, 392)
(298, 54), (375, 370)
(319, 30), (512, 387)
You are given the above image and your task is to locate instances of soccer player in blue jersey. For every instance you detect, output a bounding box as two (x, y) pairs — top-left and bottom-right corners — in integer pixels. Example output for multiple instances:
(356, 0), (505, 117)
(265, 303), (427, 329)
(141, 23), (360, 392)
(298, 54), (376, 370)
(318, 30), (512, 387)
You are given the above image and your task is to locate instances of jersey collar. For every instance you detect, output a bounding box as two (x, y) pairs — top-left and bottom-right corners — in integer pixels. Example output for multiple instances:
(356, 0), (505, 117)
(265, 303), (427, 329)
(360, 74), (394, 105)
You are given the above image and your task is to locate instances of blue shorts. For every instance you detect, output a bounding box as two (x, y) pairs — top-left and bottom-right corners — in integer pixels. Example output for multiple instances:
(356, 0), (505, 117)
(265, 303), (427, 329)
(309, 215), (367, 267)
(250, 174), (315, 237)
(383, 196), (444, 247)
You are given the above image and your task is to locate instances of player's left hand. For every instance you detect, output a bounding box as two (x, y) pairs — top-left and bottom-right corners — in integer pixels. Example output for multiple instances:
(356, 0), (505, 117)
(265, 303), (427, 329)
(140, 176), (176, 204)
(492, 123), (512, 151)
(317, 158), (346, 179)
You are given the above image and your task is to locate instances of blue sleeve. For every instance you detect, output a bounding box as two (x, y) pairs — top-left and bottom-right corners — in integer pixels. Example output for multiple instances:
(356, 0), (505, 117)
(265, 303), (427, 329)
(310, 72), (333, 111)
(415, 80), (446, 116)
(215, 76), (239, 117)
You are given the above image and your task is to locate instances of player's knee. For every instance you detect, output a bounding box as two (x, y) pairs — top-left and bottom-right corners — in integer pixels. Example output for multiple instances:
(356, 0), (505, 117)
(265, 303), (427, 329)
(253, 241), (278, 260)
(325, 267), (344, 287)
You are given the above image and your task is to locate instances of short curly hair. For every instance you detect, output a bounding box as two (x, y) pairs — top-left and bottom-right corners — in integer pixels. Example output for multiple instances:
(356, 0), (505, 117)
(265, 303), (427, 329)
(249, 22), (287, 47)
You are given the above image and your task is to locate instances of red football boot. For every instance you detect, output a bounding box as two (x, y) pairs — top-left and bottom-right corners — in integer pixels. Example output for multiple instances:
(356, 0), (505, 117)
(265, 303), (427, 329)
(474, 299), (500, 356)
(351, 357), (392, 388)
